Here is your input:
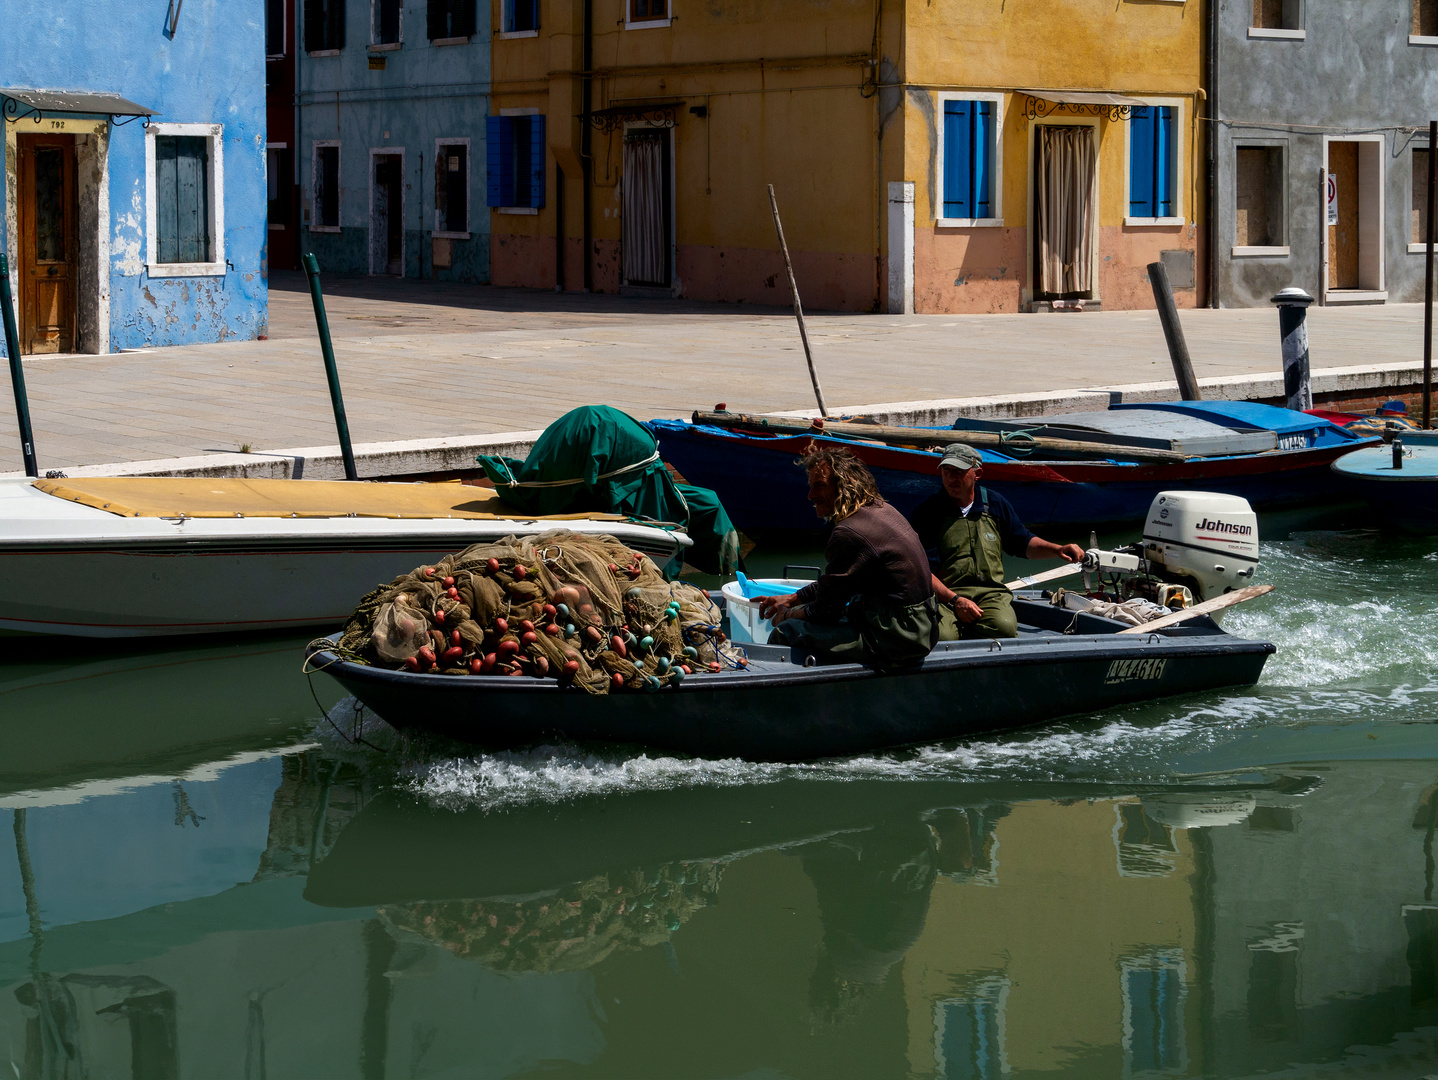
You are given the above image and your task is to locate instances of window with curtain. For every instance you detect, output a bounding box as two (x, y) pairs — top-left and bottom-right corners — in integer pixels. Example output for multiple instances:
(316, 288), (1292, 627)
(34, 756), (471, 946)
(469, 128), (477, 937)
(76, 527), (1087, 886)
(630, 0), (666, 20)
(942, 100), (994, 221)
(485, 116), (546, 208)
(154, 136), (211, 264)
(426, 0), (475, 37)
(1129, 106), (1175, 220)
(303, 0), (346, 50)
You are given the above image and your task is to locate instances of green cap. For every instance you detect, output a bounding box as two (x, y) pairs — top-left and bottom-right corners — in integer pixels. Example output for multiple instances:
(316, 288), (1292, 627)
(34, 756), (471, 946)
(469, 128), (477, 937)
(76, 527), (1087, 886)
(939, 443), (982, 471)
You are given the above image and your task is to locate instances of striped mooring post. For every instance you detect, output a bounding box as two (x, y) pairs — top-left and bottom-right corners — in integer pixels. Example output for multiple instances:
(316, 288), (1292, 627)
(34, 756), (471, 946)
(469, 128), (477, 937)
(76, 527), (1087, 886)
(1271, 287), (1315, 412)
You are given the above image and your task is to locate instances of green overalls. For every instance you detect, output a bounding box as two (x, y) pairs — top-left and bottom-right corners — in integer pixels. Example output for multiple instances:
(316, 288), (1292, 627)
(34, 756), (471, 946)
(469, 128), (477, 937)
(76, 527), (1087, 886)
(934, 487), (1018, 640)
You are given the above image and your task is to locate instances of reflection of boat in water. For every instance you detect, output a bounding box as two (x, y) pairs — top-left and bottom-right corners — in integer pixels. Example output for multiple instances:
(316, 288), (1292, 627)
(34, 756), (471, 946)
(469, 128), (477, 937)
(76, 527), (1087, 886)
(302, 777), (1285, 911)
(0, 635), (323, 797)
(0, 476), (688, 637)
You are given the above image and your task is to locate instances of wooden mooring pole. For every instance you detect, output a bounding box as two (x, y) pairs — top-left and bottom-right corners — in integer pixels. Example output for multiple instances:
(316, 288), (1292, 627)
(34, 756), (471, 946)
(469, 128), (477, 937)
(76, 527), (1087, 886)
(1147, 261), (1202, 401)
(302, 253), (359, 481)
(0, 254), (38, 477)
(766, 184), (829, 418)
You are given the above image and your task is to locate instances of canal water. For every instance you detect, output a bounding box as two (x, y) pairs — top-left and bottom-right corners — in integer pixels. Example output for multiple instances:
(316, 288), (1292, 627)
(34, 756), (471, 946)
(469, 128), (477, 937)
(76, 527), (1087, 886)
(3, 526), (1437, 1078)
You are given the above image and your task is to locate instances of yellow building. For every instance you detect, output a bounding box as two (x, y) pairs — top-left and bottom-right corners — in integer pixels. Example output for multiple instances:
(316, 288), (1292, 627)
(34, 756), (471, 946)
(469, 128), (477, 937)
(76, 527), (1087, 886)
(904, 797), (1200, 1076)
(488, 0), (1208, 313)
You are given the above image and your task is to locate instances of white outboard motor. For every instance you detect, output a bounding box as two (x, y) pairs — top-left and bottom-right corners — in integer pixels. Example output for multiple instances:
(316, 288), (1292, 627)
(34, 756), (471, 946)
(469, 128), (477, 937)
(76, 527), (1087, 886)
(1141, 491), (1259, 602)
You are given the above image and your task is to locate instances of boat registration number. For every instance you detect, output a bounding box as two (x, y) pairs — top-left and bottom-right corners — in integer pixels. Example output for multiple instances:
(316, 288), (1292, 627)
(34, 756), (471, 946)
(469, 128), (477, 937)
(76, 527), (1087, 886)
(1104, 658), (1168, 684)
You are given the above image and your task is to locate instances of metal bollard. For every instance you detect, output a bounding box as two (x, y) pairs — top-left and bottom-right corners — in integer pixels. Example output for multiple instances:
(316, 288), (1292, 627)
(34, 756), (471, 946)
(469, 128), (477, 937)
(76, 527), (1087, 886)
(1271, 287), (1315, 412)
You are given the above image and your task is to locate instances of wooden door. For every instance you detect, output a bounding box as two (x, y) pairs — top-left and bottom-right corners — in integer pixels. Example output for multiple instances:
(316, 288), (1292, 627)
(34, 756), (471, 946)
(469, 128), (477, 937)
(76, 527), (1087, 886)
(17, 134), (78, 354)
(1329, 142), (1359, 290)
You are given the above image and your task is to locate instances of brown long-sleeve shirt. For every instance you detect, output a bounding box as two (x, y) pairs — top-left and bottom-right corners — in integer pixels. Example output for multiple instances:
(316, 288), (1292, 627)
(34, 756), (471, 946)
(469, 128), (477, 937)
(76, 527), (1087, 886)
(793, 502), (934, 622)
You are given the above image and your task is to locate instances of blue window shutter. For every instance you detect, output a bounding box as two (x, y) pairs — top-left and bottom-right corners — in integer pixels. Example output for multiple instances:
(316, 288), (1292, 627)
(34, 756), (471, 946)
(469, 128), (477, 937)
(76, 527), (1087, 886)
(529, 115), (546, 208)
(1129, 107), (1155, 218)
(156, 137), (178, 263)
(175, 138), (209, 263)
(486, 116), (505, 206)
(1156, 106), (1174, 217)
(974, 100), (992, 218)
(943, 100), (971, 218)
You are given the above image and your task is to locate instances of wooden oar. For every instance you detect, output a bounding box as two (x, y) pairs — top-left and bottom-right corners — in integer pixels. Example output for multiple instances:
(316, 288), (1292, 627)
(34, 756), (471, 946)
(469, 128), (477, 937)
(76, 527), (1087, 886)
(691, 410), (1190, 464)
(1004, 562), (1084, 591)
(1116, 584), (1274, 634)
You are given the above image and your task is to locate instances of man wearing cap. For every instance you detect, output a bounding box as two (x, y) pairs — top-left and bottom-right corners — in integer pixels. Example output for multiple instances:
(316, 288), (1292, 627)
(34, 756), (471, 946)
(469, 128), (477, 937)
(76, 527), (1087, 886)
(912, 443), (1085, 640)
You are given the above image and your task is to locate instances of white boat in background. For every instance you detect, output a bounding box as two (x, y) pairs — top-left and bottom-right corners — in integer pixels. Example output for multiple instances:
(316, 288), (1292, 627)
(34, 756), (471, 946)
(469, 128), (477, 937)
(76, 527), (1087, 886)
(0, 476), (689, 637)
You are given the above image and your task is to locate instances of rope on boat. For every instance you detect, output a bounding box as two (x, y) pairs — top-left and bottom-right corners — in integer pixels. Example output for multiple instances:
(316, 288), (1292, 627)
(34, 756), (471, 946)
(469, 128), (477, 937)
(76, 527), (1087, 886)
(488, 451), (661, 488)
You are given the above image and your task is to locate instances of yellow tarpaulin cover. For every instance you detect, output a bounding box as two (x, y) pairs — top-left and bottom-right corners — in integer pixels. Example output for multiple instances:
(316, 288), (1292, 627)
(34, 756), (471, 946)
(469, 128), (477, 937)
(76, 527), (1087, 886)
(32, 477), (630, 521)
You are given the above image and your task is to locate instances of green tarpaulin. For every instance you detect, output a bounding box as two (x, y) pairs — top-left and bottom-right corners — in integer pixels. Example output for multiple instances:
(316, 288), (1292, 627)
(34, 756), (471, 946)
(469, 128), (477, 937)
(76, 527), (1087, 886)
(477, 406), (741, 576)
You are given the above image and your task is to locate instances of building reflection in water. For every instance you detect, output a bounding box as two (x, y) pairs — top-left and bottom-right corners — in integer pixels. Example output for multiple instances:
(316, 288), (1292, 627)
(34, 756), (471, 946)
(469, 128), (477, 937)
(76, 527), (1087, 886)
(8, 746), (1438, 1076)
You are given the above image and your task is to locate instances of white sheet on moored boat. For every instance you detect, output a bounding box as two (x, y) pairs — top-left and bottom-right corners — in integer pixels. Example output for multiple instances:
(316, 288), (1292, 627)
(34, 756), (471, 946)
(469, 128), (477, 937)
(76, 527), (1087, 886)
(30, 477), (631, 521)
(1034, 409), (1277, 456)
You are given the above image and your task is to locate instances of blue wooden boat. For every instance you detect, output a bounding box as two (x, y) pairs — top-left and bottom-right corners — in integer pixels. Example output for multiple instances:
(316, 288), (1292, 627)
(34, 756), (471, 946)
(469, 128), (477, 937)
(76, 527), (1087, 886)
(651, 402), (1373, 534)
(304, 595), (1274, 763)
(1331, 431), (1438, 534)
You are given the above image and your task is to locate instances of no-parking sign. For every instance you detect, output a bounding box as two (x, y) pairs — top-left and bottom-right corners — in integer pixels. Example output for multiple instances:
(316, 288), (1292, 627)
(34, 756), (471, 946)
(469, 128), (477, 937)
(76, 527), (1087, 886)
(1327, 173), (1339, 225)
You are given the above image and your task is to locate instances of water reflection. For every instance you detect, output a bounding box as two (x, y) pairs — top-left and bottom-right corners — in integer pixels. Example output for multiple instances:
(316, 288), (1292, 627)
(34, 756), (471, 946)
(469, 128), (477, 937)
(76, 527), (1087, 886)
(6, 726), (1438, 1074)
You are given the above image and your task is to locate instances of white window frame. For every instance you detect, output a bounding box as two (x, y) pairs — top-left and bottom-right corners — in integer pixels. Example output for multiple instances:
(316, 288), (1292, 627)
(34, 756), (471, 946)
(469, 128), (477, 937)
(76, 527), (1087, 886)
(1123, 96), (1186, 227)
(1322, 132), (1386, 300)
(933, 978), (1010, 1080)
(433, 137), (471, 238)
(497, 107), (542, 215)
(370, 0), (404, 46)
(1120, 950), (1189, 1079)
(1232, 139), (1289, 256)
(625, 0), (671, 30)
(1248, 0), (1304, 37)
(498, 0), (540, 37)
(311, 139), (342, 233)
(1410, 143), (1434, 253)
(368, 146), (406, 275)
(933, 91), (1004, 228)
(145, 122), (226, 278)
(266, 0), (288, 58)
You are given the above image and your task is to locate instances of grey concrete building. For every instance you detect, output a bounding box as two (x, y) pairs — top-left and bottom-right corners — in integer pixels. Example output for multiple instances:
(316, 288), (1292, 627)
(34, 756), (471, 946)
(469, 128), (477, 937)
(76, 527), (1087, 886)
(1213, 0), (1438, 307)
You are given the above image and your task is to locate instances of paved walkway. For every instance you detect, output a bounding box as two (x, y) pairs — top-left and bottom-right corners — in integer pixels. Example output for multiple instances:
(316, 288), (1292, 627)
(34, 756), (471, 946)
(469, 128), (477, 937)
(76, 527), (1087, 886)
(1, 270), (1430, 475)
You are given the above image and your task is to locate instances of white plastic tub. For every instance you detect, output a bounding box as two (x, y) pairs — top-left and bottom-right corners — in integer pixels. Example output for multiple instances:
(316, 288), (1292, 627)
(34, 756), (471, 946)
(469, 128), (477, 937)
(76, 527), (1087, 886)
(720, 577), (811, 644)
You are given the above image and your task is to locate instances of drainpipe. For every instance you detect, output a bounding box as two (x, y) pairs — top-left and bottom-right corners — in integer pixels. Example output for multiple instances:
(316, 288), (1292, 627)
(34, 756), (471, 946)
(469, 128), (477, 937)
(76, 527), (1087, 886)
(581, 0), (593, 292)
(294, 0), (304, 266)
(555, 165), (565, 290)
(1206, 0), (1218, 308)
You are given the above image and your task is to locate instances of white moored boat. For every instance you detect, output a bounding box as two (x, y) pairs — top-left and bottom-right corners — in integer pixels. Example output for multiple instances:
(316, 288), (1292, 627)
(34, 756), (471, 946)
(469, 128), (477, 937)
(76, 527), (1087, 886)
(0, 476), (689, 637)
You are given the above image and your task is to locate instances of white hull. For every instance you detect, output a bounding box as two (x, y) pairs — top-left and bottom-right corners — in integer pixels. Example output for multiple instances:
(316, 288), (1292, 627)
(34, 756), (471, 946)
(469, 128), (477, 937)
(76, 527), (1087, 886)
(0, 479), (687, 637)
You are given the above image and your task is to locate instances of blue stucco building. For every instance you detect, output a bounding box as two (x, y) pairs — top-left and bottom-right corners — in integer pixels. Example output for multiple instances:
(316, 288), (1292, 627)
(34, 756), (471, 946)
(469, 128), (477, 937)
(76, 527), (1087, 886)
(1, 0), (267, 355)
(296, 0), (491, 283)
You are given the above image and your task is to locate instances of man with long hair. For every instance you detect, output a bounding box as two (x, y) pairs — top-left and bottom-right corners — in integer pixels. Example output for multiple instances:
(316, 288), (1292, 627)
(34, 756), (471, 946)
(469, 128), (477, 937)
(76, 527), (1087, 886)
(758, 446), (938, 665)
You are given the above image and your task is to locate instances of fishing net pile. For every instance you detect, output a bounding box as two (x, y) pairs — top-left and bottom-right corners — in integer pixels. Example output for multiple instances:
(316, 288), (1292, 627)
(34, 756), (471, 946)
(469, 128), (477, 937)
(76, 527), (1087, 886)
(333, 529), (744, 693)
(377, 861), (720, 974)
